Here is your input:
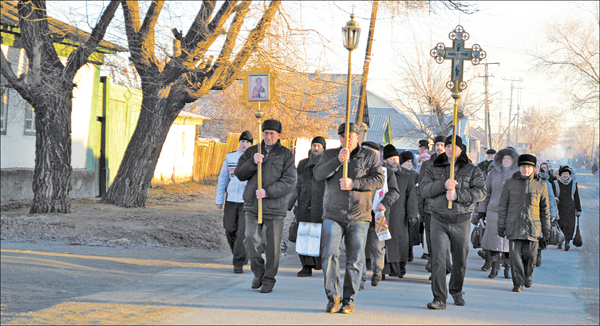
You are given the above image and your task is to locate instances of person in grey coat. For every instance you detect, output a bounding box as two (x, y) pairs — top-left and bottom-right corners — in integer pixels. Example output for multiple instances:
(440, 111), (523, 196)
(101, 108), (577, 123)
(235, 119), (297, 294)
(421, 136), (486, 309)
(477, 147), (519, 279)
(314, 123), (384, 314)
(497, 154), (551, 293)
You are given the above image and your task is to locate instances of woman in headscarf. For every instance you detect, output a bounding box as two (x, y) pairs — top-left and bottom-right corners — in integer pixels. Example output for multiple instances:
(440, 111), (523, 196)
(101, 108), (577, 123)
(552, 166), (582, 251)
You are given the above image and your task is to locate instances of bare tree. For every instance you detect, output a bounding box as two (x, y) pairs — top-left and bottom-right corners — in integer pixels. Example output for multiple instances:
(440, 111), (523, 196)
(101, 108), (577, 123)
(102, 1), (282, 208)
(563, 122), (598, 165)
(531, 2), (599, 122)
(0, 0), (120, 213)
(519, 105), (561, 155)
(390, 40), (483, 140)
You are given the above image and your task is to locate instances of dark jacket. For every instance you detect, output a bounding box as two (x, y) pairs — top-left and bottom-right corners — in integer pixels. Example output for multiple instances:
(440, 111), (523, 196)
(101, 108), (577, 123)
(235, 140), (297, 218)
(386, 167), (418, 263)
(370, 164), (400, 227)
(552, 178), (581, 240)
(476, 159), (493, 179)
(420, 152), (486, 223)
(497, 172), (551, 241)
(417, 152), (438, 217)
(314, 145), (385, 225)
(287, 153), (325, 223)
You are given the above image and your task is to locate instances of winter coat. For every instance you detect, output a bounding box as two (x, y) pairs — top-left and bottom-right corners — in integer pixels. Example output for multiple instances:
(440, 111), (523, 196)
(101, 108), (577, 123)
(386, 167), (418, 263)
(215, 149), (247, 205)
(497, 172), (551, 241)
(539, 172), (557, 219)
(476, 159), (493, 179)
(313, 145), (385, 225)
(478, 148), (519, 252)
(403, 168), (422, 246)
(420, 152), (486, 223)
(370, 165), (400, 228)
(417, 152), (438, 217)
(552, 178), (582, 241)
(235, 140), (297, 218)
(287, 153), (326, 223)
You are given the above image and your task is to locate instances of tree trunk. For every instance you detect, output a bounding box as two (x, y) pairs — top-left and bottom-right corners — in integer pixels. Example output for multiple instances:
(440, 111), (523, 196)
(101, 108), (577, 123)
(101, 89), (182, 207)
(30, 89), (73, 213)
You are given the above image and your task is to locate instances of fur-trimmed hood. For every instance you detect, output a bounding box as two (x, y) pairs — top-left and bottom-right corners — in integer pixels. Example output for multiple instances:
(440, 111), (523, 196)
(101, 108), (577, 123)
(493, 147), (519, 173)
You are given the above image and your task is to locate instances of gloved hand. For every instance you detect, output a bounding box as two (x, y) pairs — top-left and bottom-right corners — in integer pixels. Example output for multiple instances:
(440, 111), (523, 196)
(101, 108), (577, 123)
(498, 230), (505, 238)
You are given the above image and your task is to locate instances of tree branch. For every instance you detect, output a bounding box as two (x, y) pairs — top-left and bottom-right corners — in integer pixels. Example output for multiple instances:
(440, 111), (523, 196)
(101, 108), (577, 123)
(211, 0), (282, 90)
(64, 0), (120, 80)
(183, 0), (217, 50)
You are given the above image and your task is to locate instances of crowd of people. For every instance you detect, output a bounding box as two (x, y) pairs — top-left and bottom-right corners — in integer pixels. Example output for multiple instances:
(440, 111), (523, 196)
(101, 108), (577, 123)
(214, 120), (584, 312)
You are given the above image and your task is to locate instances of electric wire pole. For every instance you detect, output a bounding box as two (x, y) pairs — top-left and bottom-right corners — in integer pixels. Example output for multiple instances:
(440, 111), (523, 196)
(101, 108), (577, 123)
(480, 62), (500, 150)
(502, 77), (523, 147)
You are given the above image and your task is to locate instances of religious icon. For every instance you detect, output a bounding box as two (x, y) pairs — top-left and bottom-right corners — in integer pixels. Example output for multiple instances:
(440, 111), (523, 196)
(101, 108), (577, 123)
(248, 74), (270, 101)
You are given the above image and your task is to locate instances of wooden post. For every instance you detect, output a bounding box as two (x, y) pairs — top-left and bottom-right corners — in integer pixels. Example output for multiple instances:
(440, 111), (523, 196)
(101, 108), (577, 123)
(256, 101), (263, 224)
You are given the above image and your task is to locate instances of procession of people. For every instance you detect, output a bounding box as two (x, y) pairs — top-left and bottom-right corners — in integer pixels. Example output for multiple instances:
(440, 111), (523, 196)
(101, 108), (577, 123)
(215, 123), (585, 312)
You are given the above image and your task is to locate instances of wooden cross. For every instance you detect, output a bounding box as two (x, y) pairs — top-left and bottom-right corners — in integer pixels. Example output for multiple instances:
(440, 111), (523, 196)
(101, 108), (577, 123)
(430, 25), (486, 209)
(430, 25), (486, 95)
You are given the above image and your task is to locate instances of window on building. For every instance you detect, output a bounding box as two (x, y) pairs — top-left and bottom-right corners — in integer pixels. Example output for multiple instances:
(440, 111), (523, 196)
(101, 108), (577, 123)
(0, 88), (7, 135)
(24, 103), (36, 135)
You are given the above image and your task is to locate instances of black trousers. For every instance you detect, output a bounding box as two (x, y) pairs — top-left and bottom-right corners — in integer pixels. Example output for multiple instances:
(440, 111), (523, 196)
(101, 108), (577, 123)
(223, 201), (246, 268)
(509, 240), (538, 286)
(430, 216), (470, 303)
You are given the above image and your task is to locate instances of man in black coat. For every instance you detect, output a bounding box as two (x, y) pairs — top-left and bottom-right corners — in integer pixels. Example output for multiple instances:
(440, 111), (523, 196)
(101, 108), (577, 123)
(235, 119), (297, 294)
(421, 136), (486, 309)
(314, 123), (384, 314)
(477, 148), (496, 178)
(497, 154), (551, 292)
(359, 141), (399, 289)
(287, 136), (327, 277)
(417, 135), (451, 273)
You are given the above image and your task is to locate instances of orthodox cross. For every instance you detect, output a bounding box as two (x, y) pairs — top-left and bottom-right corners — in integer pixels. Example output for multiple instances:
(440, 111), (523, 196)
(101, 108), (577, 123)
(430, 25), (486, 97)
(429, 25), (486, 209)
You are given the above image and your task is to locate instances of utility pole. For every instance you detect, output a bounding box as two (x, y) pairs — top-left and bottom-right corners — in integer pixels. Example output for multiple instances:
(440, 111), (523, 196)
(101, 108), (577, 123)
(480, 62), (500, 150)
(515, 85), (525, 151)
(502, 77), (523, 147)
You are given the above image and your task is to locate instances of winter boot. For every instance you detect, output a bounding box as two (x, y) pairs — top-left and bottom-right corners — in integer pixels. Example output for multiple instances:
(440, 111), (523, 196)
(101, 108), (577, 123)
(488, 255), (499, 279)
(481, 251), (491, 271)
(503, 256), (511, 279)
(564, 240), (570, 251)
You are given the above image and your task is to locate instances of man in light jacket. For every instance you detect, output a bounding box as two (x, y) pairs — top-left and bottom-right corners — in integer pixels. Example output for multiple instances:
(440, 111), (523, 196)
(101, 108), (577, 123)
(215, 131), (253, 274)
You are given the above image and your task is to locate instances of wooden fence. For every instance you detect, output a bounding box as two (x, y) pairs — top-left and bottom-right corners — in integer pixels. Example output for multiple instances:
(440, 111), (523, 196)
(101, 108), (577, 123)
(193, 133), (296, 182)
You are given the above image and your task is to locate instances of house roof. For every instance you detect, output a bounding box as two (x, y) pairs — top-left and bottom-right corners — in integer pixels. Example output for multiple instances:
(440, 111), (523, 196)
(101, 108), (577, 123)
(369, 106), (428, 138)
(365, 115), (390, 144)
(174, 110), (209, 126)
(0, 1), (127, 53)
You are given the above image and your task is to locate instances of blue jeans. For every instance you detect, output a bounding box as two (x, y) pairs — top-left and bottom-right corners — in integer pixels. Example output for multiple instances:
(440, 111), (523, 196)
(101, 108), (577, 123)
(321, 219), (369, 305)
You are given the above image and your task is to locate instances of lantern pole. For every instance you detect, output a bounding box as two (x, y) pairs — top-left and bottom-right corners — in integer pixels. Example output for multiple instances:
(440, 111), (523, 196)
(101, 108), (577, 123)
(342, 13), (361, 179)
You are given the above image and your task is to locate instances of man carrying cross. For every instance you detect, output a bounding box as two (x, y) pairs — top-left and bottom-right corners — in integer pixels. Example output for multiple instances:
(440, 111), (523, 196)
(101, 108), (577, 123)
(420, 136), (486, 309)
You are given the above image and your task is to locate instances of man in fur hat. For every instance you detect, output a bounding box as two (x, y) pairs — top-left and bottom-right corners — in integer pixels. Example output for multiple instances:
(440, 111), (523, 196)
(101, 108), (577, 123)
(497, 154), (551, 292)
(421, 136), (486, 309)
(235, 119), (297, 294)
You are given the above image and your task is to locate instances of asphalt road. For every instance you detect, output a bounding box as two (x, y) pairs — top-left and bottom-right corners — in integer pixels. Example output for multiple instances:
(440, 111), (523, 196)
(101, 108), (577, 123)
(1, 170), (598, 325)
